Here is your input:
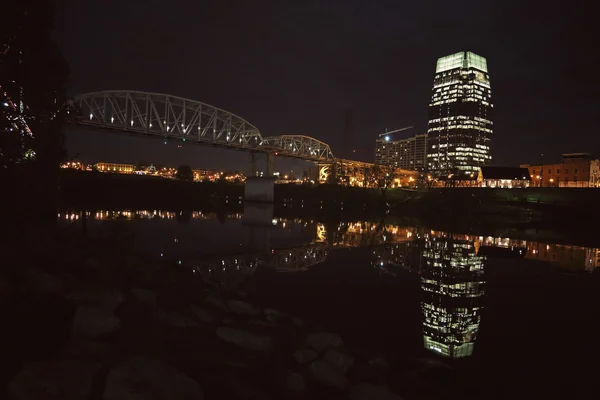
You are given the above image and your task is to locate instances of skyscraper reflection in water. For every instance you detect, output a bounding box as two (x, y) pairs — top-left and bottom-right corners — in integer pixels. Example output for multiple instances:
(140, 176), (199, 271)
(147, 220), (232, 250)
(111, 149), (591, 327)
(421, 233), (486, 358)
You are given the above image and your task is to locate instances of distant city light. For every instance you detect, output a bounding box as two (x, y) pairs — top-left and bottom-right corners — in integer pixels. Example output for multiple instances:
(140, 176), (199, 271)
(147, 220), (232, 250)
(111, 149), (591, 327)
(385, 135), (390, 142)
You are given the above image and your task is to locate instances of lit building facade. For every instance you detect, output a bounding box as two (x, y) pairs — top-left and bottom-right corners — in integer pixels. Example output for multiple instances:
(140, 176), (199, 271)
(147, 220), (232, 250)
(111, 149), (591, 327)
(421, 234), (485, 358)
(521, 153), (600, 188)
(317, 158), (418, 187)
(426, 52), (493, 177)
(375, 133), (428, 172)
(375, 137), (399, 167)
(478, 166), (531, 188)
(95, 162), (134, 174)
(397, 133), (428, 171)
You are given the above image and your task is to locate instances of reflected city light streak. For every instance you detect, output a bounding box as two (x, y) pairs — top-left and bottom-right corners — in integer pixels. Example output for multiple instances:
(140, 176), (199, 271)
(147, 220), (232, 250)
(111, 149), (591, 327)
(56, 212), (600, 273)
(57, 210), (243, 222)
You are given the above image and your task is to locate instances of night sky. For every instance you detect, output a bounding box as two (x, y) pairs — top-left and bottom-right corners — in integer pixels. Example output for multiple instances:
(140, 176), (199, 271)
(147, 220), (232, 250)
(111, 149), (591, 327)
(54, 0), (597, 173)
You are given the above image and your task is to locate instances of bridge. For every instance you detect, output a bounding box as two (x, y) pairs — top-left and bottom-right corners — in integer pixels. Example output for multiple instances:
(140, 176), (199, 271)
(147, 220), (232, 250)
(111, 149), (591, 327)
(70, 90), (417, 199)
(71, 90), (334, 163)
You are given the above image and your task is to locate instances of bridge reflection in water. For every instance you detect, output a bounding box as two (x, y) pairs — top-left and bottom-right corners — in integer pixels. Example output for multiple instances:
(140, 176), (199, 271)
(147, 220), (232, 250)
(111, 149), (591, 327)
(187, 244), (329, 289)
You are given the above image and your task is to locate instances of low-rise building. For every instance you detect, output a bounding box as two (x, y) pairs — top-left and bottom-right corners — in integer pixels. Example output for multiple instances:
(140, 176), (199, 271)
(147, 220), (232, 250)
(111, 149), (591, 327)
(193, 169), (221, 182)
(60, 161), (85, 170)
(478, 166), (531, 188)
(95, 162), (134, 174)
(521, 153), (600, 188)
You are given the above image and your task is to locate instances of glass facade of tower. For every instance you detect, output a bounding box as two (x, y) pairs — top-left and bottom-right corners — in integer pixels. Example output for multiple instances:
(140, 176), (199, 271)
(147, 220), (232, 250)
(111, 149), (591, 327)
(421, 234), (485, 358)
(426, 52), (493, 177)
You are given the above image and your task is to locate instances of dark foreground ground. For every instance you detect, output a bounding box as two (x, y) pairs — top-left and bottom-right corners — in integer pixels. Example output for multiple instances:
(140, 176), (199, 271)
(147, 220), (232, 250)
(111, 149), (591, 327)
(0, 226), (435, 400)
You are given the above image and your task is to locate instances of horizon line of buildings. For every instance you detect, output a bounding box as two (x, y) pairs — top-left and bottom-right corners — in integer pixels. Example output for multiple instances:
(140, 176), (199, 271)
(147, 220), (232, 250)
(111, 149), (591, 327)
(374, 50), (599, 189)
(60, 161), (243, 182)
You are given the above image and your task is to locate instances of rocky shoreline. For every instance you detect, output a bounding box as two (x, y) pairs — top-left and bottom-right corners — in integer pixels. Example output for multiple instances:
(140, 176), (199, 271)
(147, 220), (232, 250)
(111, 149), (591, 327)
(1, 229), (454, 400)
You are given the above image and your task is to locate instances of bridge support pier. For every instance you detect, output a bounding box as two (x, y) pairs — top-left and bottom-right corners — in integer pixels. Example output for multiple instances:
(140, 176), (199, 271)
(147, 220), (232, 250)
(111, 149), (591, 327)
(245, 176), (276, 202)
(245, 152), (275, 202)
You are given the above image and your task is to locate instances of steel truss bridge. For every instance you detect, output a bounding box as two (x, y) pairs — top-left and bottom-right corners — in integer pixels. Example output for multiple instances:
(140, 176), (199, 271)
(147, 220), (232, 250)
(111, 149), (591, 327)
(71, 90), (335, 163)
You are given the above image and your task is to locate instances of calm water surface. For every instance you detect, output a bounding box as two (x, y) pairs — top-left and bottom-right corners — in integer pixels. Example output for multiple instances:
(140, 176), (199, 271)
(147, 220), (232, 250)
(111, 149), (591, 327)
(59, 208), (600, 399)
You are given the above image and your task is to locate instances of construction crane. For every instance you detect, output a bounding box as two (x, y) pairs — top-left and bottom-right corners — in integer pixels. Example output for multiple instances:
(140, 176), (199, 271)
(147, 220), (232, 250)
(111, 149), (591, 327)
(378, 126), (413, 142)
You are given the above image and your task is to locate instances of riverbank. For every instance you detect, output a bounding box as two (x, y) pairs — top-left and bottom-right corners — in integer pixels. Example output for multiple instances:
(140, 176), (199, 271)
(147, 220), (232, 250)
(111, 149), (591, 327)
(6, 169), (595, 234)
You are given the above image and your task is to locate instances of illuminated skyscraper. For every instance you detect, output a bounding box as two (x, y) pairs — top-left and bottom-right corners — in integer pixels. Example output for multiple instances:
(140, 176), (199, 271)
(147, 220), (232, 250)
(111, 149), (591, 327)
(426, 52), (493, 177)
(421, 233), (485, 358)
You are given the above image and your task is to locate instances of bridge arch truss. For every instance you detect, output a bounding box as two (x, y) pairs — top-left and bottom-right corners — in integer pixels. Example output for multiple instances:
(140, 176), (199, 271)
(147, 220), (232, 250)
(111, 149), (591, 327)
(71, 90), (263, 149)
(261, 135), (334, 162)
(70, 90), (336, 163)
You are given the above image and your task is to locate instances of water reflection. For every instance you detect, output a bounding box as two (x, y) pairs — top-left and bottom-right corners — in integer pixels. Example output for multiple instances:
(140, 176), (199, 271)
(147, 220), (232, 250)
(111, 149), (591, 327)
(186, 244), (329, 289)
(58, 210), (600, 275)
(316, 222), (417, 248)
(370, 243), (420, 276)
(420, 232), (485, 358)
(57, 210), (244, 221)
(435, 231), (600, 274)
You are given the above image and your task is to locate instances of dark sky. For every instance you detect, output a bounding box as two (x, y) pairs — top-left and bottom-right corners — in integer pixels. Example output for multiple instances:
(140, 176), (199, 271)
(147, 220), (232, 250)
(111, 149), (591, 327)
(54, 0), (597, 173)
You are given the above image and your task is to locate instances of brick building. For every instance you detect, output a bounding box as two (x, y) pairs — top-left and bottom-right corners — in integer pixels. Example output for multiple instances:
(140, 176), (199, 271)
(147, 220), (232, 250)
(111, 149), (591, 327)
(521, 153), (600, 188)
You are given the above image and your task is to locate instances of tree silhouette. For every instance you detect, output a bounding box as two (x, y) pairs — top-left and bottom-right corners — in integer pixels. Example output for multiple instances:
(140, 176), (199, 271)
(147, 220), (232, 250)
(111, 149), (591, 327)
(370, 164), (398, 199)
(176, 165), (194, 182)
(2, 1), (68, 170)
(2, 0), (69, 222)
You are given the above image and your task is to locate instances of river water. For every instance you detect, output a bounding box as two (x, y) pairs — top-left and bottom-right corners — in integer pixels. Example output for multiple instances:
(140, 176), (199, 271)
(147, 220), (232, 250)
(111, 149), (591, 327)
(58, 207), (600, 399)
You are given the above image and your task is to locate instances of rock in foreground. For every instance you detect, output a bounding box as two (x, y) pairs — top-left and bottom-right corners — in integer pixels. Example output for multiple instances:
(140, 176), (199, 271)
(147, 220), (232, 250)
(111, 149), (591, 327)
(293, 348), (319, 364)
(70, 305), (120, 338)
(104, 357), (203, 400)
(349, 383), (403, 400)
(324, 349), (354, 374)
(9, 360), (101, 400)
(305, 332), (343, 353)
(227, 300), (260, 316)
(309, 360), (349, 390)
(217, 327), (272, 352)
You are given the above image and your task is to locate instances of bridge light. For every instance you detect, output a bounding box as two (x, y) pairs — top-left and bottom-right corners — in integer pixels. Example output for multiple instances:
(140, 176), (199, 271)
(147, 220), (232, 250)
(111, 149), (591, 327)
(111, 116), (114, 123)
(149, 123), (153, 128)
(130, 120), (134, 126)
(89, 113), (93, 120)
